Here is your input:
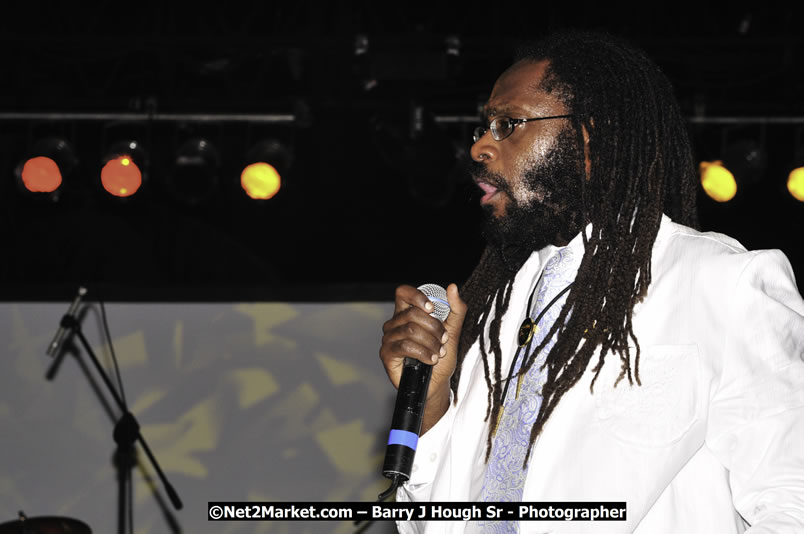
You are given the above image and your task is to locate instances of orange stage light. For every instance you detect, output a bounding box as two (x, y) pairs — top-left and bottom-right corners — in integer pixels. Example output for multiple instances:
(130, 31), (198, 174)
(101, 155), (142, 197)
(21, 156), (62, 193)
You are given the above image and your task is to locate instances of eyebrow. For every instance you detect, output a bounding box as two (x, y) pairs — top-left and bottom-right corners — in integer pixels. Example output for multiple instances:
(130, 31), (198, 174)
(482, 104), (528, 119)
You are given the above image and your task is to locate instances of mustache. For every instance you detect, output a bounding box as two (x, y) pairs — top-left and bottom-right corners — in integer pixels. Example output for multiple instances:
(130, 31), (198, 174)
(467, 160), (510, 193)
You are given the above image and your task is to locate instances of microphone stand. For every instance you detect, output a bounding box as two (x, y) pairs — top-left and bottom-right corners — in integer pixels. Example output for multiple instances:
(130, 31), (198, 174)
(58, 313), (183, 534)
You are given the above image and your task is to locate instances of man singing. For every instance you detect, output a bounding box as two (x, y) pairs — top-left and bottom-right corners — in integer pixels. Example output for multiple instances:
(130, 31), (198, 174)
(379, 31), (804, 533)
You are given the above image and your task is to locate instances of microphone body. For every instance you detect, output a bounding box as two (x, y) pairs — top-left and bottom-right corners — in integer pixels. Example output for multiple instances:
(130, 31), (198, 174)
(46, 286), (87, 356)
(382, 284), (450, 483)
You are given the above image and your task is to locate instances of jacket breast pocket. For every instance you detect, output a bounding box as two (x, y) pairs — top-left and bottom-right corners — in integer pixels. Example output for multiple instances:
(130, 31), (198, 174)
(592, 344), (701, 448)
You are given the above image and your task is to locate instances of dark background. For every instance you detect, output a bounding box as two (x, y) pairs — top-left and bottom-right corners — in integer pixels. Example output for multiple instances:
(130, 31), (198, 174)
(1, 4), (802, 301)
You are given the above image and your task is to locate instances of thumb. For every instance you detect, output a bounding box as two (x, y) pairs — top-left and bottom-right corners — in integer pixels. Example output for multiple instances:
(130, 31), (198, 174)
(443, 283), (467, 352)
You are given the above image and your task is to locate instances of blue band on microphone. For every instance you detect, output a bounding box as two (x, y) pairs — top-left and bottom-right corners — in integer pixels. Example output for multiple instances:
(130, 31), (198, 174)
(387, 429), (419, 450)
(430, 296), (448, 308)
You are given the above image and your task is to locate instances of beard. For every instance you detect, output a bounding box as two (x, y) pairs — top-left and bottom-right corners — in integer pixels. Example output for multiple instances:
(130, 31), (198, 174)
(472, 125), (586, 269)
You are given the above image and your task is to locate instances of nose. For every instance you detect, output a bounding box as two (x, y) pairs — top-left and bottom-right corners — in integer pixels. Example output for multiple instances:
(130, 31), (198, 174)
(470, 131), (498, 163)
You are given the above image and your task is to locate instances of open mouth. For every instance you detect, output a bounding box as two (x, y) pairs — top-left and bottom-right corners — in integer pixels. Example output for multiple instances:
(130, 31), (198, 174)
(475, 181), (500, 204)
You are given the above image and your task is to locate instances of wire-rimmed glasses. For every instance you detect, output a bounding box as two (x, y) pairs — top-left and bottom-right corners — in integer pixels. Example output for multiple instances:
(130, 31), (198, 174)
(472, 114), (574, 143)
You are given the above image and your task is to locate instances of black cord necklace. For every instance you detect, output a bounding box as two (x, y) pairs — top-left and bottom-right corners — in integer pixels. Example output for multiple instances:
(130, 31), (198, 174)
(492, 270), (574, 435)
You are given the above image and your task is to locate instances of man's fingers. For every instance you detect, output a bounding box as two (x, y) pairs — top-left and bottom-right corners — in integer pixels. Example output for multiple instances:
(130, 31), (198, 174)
(382, 338), (440, 367)
(393, 284), (434, 315)
(379, 283), (463, 429)
(380, 283), (463, 390)
(383, 301), (445, 337)
(382, 321), (445, 364)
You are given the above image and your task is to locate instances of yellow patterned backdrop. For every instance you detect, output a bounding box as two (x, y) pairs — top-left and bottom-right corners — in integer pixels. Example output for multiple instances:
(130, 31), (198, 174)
(0, 301), (399, 533)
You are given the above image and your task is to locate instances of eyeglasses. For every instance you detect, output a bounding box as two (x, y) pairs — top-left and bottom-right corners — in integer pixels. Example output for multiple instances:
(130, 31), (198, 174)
(472, 114), (574, 143)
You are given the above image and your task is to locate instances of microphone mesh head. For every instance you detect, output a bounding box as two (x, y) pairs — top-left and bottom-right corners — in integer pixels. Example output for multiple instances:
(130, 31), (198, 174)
(417, 284), (450, 321)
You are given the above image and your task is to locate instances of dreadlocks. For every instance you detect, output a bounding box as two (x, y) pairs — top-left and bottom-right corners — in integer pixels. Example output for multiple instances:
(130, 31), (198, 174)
(451, 31), (699, 464)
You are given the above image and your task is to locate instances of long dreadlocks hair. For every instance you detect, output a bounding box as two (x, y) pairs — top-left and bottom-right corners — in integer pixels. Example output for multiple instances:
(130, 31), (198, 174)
(451, 31), (699, 465)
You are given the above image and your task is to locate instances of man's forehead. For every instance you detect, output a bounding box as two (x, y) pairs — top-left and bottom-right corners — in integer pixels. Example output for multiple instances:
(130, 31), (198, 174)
(498, 60), (550, 91)
(482, 60), (553, 117)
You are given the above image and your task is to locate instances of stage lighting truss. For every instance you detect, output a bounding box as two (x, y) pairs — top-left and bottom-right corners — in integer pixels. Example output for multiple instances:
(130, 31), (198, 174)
(4, 112), (301, 211)
(240, 139), (292, 201)
(14, 137), (77, 201)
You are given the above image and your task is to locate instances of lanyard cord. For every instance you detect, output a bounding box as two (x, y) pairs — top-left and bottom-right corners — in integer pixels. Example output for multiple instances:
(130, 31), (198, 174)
(496, 271), (575, 426)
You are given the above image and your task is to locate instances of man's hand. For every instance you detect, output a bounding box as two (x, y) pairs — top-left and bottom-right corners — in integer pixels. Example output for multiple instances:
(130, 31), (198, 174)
(380, 283), (467, 434)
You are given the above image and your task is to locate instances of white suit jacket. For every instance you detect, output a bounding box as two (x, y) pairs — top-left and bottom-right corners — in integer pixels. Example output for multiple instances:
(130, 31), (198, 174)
(397, 216), (804, 533)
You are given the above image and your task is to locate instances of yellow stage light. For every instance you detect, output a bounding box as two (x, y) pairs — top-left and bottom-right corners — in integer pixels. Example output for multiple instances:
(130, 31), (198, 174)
(241, 162), (281, 200)
(788, 167), (804, 202)
(240, 139), (291, 201)
(700, 160), (737, 203)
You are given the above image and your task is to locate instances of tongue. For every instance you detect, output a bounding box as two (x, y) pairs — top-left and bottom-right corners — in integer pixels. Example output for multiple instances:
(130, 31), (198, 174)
(478, 182), (498, 202)
(478, 182), (497, 195)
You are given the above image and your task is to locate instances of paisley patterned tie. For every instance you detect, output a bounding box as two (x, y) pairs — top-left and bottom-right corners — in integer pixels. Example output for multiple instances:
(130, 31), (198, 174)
(477, 247), (578, 533)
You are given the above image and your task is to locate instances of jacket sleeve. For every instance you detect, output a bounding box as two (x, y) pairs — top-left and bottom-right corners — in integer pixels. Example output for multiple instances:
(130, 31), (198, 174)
(706, 249), (804, 532)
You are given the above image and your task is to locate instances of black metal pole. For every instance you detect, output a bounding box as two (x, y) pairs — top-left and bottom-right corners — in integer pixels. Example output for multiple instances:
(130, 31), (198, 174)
(64, 315), (184, 511)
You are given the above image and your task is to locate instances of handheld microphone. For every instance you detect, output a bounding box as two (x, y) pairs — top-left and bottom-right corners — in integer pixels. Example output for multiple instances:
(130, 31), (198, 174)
(46, 286), (87, 357)
(381, 284), (450, 488)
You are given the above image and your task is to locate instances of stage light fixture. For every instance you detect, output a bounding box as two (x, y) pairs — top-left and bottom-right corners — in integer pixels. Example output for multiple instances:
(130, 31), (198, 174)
(699, 160), (737, 203)
(788, 167), (804, 202)
(241, 162), (281, 200)
(21, 157), (61, 192)
(14, 137), (76, 200)
(722, 139), (766, 187)
(100, 140), (146, 198)
(240, 139), (291, 201)
(168, 138), (220, 206)
(700, 130), (766, 203)
(788, 130), (804, 203)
